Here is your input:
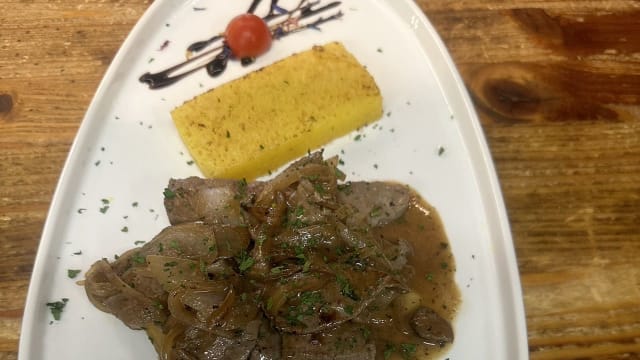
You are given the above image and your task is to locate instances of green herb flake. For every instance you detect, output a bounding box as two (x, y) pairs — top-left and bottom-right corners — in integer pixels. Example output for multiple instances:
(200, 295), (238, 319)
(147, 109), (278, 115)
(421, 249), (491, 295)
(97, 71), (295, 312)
(360, 327), (371, 340)
(134, 240), (146, 245)
(153, 300), (164, 310)
(132, 253), (146, 264)
(313, 182), (326, 195)
(169, 240), (181, 251)
(354, 134), (362, 141)
(369, 206), (382, 218)
(336, 275), (359, 301)
(239, 257), (254, 273)
(163, 188), (176, 199)
(99, 205), (109, 214)
(186, 160), (195, 165)
(67, 269), (81, 279)
(121, 226), (129, 233)
(426, 273), (434, 281)
(440, 262), (448, 270)
(234, 178), (248, 199)
(384, 344), (395, 360)
(132, 201), (139, 207)
(400, 343), (417, 359)
(46, 298), (69, 321)
(270, 266), (283, 275)
(344, 304), (354, 315)
(77, 208), (86, 214)
(236, 251), (254, 273)
(73, 250), (82, 255)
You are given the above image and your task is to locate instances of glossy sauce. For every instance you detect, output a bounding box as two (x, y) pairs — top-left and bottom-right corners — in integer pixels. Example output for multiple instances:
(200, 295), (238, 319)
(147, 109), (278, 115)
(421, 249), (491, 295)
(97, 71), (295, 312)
(370, 192), (460, 359)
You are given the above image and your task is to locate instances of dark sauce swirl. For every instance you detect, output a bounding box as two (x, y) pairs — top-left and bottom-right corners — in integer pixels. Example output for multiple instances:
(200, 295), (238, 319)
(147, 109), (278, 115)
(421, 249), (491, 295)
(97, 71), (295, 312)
(139, 0), (343, 90)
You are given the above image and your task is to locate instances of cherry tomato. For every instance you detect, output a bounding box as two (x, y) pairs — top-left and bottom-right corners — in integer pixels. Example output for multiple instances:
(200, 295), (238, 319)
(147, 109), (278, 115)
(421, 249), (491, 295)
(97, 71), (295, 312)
(225, 14), (272, 58)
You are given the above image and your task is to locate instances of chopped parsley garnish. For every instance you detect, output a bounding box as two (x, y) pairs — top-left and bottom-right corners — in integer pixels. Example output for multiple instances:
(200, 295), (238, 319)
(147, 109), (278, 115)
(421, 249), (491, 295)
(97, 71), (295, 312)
(426, 273), (434, 281)
(300, 291), (323, 306)
(354, 134), (362, 141)
(285, 291), (324, 325)
(46, 298), (69, 321)
(270, 266), (283, 275)
(67, 269), (81, 279)
(400, 343), (417, 358)
(360, 327), (371, 340)
(121, 226), (129, 233)
(72, 250), (82, 255)
(384, 344), (395, 359)
(169, 240), (181, 252)
(234, 178), (248, 199)
(236, 251), (254, 273)
(163, 188), (176, 199)
(153, 300), (164, 310)
(336, 275), (359, 301)
(77, 208), (86, 214)
(313, 182), (326, 195)
(344, 304), (354, 315)
(440, 262), (448, 270)
(99, 205), (109, 214)
(132, 253), (146, 264)
(369, 206), (382, 218)
(132, 201), (139, 207)
(134, 240), (146, 245)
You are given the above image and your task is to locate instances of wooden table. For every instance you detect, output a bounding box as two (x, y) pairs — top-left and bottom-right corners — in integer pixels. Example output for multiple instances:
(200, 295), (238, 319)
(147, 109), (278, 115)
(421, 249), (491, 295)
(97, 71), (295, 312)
(1, 0), (639, 359)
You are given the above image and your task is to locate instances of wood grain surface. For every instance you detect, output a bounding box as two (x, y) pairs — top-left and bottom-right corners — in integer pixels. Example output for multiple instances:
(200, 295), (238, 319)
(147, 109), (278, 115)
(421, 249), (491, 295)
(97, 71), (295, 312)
(1, 0), (639, 359)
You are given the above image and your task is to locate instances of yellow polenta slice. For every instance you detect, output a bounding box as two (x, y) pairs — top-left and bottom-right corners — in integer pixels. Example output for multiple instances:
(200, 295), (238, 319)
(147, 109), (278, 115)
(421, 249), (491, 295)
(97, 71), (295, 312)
(171, 42), (383, 180)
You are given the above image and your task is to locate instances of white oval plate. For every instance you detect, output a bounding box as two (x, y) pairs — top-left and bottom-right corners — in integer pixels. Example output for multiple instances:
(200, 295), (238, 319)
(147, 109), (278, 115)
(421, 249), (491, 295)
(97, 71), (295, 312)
(19, 0), (528, 359)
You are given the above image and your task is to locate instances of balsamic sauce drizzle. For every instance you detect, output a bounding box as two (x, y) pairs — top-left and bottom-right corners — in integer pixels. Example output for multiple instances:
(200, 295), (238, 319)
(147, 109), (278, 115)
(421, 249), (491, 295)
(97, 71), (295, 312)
(139, 0), (343, 89)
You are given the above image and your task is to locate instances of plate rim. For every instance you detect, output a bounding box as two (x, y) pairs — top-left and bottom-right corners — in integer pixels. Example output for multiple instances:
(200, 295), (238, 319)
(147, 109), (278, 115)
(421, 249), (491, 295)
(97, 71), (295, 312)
(19, 0), (529, 358)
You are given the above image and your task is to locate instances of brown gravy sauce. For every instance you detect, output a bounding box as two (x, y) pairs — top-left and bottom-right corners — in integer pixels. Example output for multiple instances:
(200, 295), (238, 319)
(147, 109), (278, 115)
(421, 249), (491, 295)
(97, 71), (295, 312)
(370, 190), (460, 359)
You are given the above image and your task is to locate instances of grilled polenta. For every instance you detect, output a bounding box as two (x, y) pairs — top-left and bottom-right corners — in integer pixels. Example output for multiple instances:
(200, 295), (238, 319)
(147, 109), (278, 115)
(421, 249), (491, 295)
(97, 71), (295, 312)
(171, 42), (382, 180)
